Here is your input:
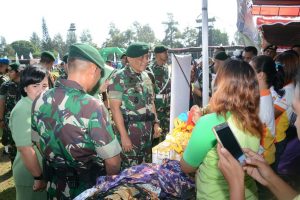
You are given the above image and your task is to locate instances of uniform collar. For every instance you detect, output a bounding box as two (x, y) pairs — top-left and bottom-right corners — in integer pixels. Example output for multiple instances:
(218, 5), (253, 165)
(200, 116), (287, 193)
(56, 79), (85, 92)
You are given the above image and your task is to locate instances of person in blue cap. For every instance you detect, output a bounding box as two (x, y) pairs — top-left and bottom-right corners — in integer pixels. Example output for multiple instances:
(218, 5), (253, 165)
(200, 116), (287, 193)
(0, 58), (10, 85)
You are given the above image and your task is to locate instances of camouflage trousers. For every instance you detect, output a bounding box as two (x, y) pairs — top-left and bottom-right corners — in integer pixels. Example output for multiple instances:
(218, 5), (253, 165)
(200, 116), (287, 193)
(156, 105), (170, 138)
(46, 176), (89, 200)
(1, 126), (16, 162)
(118, 121), (153, 170)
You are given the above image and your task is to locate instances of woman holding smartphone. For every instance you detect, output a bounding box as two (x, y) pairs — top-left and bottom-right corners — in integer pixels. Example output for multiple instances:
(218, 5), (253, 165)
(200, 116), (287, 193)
(180, 60), (262, 199)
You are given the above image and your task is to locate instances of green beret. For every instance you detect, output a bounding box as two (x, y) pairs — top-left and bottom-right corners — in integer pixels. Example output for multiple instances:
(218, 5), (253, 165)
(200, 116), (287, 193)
(41, 51), (55, 61)
(126, 42), (149, 58)
(9, 62), (20, 71)
(214, 51), (229, 61)
(154, 45), (168, 53)
(69, 43), (105, 72)
(62, 53), (68, 63)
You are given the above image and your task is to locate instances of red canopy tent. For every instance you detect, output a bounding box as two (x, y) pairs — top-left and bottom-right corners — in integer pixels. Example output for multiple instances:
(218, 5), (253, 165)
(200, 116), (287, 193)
(251, 0), (300, 47)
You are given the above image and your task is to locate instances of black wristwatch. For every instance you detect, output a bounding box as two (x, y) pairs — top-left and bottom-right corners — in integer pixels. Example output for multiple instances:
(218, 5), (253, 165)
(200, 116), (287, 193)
(33, 174), (43, 180)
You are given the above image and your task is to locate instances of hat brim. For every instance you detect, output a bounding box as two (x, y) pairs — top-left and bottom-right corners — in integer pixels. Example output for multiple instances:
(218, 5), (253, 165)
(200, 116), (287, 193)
(100, 64), (115, 85)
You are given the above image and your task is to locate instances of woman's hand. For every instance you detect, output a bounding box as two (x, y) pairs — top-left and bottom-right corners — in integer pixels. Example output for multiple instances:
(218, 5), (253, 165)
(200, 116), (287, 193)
(33, 180), (46, 192)
(243, 148), (274, 186)
(217, 144), (244, 187)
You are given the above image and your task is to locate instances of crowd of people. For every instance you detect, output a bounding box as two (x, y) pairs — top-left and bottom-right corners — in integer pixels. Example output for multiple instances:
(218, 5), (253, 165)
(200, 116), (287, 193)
(0, 42), (300, 200)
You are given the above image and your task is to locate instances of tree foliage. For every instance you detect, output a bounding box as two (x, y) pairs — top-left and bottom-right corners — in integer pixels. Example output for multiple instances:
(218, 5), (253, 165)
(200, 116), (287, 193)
(210, 29), (229, 46)
(80, 29), (93, 44)
(162, 13), (180, 48)
(41, 18), (53, 51)
(0, 36), (7, 56)
(11, 40), (35, 59)
(181, 27), (198, 47)
(52, 33), (67, 57)
(30, 32), (41, 51)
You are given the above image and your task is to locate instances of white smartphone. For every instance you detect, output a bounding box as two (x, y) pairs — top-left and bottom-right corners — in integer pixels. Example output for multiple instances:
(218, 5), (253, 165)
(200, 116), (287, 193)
(213, 122), (246, 165)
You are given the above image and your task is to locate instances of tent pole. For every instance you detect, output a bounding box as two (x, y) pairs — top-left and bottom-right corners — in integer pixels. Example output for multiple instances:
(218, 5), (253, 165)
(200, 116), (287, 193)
(202, 0), (209, 106)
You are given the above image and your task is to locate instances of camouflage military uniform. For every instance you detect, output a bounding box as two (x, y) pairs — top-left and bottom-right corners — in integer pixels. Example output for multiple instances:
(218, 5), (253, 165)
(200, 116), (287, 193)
(32, 79), (121, 200)
(108, 66), (155, 169)
(0, 74), (9, 86)
(0, 80), (20, 161)
(148, 61), (171, 138)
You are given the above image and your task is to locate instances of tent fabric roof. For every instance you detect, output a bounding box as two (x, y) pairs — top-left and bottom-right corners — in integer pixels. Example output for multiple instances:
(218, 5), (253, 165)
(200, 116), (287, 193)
(252, 0), (300, 5)
(252, 5), (300, 16)
(259, 20), (300, 46)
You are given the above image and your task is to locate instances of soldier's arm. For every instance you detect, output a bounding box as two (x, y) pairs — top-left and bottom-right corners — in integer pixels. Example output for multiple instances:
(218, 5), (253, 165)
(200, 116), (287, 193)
(104, 154), (121, 175)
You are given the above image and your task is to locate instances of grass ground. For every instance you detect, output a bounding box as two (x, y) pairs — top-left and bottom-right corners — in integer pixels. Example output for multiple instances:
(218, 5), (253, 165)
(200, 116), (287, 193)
(0, 143), (16, 200)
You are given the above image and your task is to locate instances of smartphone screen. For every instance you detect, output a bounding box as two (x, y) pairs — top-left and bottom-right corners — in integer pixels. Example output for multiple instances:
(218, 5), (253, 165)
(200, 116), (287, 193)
(213, 123), (246, 165)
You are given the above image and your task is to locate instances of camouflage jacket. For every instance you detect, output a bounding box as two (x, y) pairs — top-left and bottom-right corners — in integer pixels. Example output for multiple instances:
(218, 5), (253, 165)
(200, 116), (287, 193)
(108, 66), (154, 116)
(148, 61), (171, 95)
(0, 80), (21, 124)
(31, 79), (121, 169)
(0, 74), (9, 86)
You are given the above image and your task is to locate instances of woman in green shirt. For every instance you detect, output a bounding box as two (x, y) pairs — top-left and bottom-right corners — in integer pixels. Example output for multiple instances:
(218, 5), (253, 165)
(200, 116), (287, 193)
(9, 65), (49, 200)
(180, 60), (263, 200)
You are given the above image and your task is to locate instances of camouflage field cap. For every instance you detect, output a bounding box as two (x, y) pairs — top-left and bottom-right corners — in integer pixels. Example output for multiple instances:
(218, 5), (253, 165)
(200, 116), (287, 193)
(69, 43), (105, 73)
(9, 62), (20, 71)
(126, 42), (149, 58)
(154, 45), (168, 53)
(41, 51), (55, 61)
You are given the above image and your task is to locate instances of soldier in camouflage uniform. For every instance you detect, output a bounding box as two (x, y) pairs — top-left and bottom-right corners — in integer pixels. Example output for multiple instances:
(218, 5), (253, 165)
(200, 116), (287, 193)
(32, 43), (121, 200)
(40, 51), (55, 88)
(0, 62), (21, 162)
(148, 45), (171, 143)
(108, 42), (161, 169)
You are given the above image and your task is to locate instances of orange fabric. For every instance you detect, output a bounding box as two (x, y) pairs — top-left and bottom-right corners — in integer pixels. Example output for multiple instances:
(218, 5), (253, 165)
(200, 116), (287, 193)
(260, 89), (271, 96)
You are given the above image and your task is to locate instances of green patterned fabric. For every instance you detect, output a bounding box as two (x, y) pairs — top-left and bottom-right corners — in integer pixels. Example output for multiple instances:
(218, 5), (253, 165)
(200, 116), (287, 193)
(108, 66), (154, 169)
(148, 60), (171, 137)
(32, 79), (121, 199)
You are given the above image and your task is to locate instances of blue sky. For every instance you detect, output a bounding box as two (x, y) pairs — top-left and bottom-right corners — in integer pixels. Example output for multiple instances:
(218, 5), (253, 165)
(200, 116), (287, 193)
(1, 0), (237, 45)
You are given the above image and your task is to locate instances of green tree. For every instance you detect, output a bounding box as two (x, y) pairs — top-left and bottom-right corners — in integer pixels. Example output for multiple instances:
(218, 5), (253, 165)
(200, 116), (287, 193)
(80, 29), (93, 44)
(52, 33), (67, 57)
(210, 29), (229, 46)
(11, 40), (35, 59)
(4, 44), (15, 59)
(41, 18), (53, 51)
(133, 22), (156, 44)
(102, 23), (128, 48)
(0, 36), (7, 56)
(30, 32), (41, 50)
(181, 27), (198, 47)
(162, 13), (180, 48)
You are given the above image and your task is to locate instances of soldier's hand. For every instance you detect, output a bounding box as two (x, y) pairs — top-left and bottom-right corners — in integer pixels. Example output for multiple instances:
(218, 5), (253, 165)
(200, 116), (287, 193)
(121, 134), (133, 152)
(153, 123), (162, 138)
(33, 180), (46, 192)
